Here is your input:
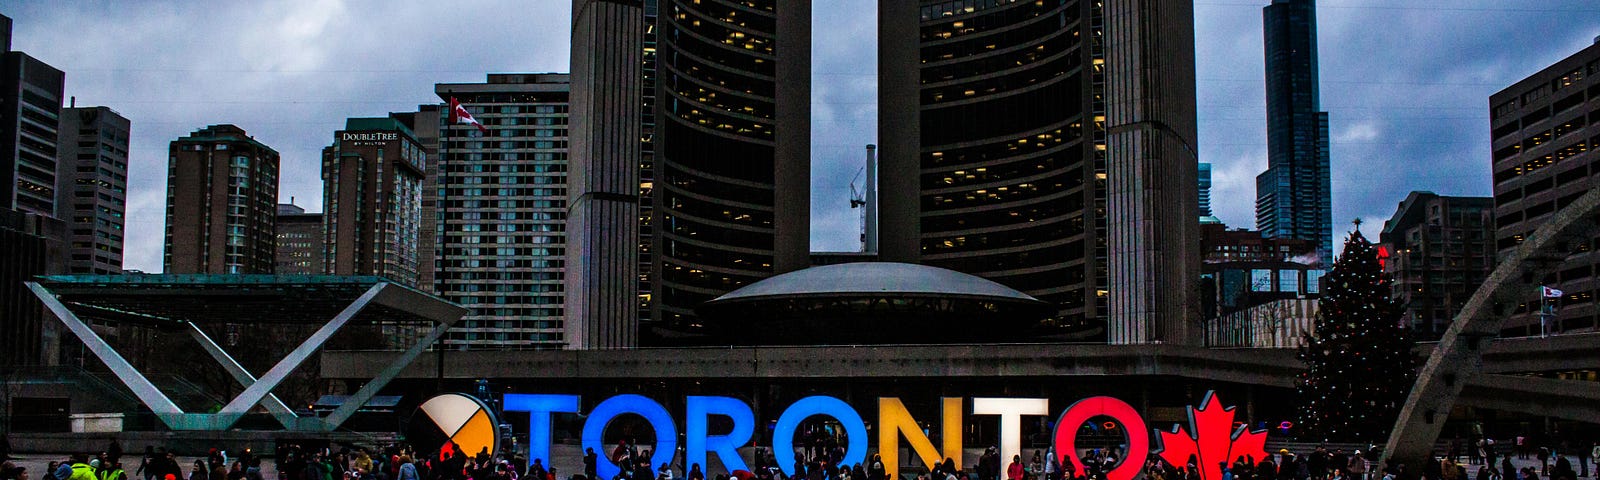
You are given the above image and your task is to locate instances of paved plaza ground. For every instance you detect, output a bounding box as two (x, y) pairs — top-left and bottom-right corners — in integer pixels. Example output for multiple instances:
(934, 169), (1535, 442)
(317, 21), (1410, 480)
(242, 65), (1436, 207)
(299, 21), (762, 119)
(5, 446), (1598, 480)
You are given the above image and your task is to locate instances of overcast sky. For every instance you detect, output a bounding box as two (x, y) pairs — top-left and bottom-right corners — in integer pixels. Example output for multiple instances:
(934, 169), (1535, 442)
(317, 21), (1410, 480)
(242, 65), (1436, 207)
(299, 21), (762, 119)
(1, 1), (1596, 272)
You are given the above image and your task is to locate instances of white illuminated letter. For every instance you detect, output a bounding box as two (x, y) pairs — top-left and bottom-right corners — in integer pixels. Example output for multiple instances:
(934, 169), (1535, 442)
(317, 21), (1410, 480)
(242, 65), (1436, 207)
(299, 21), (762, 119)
(972, 397), (1049, 479)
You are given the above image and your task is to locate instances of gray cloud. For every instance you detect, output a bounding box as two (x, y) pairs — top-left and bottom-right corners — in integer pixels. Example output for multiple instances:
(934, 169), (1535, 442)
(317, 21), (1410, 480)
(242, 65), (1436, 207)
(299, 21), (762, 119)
(1198, 1), (1600, 247)
(3, 1), (1596, 269)
(2, 0), (571, 272)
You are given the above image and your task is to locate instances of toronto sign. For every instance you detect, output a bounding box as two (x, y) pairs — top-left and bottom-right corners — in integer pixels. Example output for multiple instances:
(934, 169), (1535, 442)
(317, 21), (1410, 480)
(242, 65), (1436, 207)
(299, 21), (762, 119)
(503, 391), (1266, 480)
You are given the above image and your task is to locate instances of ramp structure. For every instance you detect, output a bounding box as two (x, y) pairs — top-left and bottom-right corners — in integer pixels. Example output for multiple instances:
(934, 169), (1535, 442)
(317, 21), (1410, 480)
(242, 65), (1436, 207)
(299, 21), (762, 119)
(26, 274), (465, 431)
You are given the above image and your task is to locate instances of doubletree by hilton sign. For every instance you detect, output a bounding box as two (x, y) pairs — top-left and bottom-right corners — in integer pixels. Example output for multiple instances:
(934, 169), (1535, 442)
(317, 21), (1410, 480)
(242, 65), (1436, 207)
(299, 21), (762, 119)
(502, 391), (1265, 480)
(341, 131), (401, 142)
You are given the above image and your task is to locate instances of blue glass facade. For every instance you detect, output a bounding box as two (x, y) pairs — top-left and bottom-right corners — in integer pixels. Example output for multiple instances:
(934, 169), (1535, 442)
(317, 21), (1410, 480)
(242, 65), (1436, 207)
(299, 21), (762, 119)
(1256, 0), (1332, 266)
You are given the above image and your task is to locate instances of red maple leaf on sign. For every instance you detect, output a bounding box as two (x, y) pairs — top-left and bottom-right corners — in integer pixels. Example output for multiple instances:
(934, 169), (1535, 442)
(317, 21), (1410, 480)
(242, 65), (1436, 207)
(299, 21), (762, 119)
(1154, 391), (1268, 480)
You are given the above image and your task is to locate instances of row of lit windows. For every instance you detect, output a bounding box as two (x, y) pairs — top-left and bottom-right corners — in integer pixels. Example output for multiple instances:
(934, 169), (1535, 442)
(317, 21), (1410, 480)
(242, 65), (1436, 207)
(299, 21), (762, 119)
(1493, 133), (1598, 184)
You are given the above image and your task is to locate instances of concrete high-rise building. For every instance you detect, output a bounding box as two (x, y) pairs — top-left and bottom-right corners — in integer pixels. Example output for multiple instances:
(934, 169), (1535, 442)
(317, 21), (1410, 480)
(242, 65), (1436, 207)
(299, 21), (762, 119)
(879, 0), (1197, 342)
(56, 106), (130, 274)
(391, 105), (443, 293)
(568, 0), (644, 349)
(1488, 40), (1600, 337)
(0, 33), (64, 218)
(1378, 192), (1494, 340)
(163, 125), (279, 274)
(274, 202), (324, 275)
(1257, 0), (1332, 266)
(1101, 0), (1201, 344)
(434, 74), (571, 349)
(0, 15), (67, 368)
(321, 117), (426, 286)
(643, 0), (813, 338)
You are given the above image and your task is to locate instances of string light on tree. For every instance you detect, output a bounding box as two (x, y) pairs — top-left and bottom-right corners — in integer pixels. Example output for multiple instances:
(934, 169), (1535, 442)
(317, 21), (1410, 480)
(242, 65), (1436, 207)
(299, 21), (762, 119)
(1295, 221), (1419, 443)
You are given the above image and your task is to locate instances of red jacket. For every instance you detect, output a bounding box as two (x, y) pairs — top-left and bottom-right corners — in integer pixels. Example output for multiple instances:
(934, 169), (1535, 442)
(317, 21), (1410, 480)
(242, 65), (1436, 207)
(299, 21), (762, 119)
(1008, 462), (1025, 480)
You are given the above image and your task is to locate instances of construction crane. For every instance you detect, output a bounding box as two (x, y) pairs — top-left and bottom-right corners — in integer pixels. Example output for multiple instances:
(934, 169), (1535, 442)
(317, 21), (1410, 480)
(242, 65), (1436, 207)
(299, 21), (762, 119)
(849, 145), (878, 253)
(849, 167), (866, 209)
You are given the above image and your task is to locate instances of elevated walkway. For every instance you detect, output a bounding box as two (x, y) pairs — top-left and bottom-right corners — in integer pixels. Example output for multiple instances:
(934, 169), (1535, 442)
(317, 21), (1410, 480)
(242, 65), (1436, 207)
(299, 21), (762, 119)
(321, 336), (1600, 423)
(26, 275), (466, 432)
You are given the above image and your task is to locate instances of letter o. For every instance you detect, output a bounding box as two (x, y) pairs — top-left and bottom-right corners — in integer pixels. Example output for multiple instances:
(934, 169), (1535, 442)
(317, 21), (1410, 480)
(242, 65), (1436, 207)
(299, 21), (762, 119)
(582, 395), (678, 480)
(1052, 396), (1148, 480)
(772, 396), (868, 476)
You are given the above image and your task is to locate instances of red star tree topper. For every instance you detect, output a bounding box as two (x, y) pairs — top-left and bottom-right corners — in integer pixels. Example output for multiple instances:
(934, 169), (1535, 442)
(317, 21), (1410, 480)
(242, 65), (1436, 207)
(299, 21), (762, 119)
(1154, 392), (1268, 480)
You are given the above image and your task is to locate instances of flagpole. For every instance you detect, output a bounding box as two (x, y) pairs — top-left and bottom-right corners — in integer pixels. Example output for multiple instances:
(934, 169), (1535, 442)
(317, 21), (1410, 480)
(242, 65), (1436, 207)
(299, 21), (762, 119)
(1539, 287), (1552, 338)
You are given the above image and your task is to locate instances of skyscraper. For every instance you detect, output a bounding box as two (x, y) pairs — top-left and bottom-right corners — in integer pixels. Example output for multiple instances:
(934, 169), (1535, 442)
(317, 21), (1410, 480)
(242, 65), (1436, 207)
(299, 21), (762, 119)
(0, 14), (67, 368)
(163, 125), (279, 274)
(1199, 162), (1216, 221)
(391, 105), (443, 293)
(434, 74), (571, 349)
(0, 31), (64, 218)
(1488, 40), (1600, 337)
(1257, 0), (1332, 265)
(878, 0), (1197, 341)
(645, 0), (812, 337)
(321, 117), (427, 286)
(56, 106), (130, 274)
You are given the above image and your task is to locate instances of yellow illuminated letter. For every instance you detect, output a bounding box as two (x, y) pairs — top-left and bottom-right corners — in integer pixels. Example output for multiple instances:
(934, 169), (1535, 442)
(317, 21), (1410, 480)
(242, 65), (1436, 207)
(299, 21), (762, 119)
(878, 397), (963, 479)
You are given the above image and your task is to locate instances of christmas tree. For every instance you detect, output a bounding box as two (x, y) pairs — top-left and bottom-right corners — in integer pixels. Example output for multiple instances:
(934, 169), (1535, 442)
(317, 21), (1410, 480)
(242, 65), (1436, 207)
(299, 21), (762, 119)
(1295, 223), (1418, 443)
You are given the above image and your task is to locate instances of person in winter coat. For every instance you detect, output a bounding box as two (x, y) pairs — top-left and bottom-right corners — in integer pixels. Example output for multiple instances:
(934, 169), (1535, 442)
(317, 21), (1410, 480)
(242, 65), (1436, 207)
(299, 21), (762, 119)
(1009, 457), (1025, 480)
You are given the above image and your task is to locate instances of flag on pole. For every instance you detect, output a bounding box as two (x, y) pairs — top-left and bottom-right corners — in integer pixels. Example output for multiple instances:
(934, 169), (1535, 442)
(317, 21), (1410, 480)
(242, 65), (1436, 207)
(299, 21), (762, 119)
(449, 97), (488, 134)
(1541, 286), (1564, 298)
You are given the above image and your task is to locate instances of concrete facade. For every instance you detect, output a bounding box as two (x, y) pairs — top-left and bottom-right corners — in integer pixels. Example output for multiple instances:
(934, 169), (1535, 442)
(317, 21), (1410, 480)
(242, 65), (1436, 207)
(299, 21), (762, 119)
(1378, 192), (1495, 340)
(1487, 40), (1600, 337)
(390, 105), (442, 294)
(0, 42), (64, 218)
(56, 106), (130, 275)
(321, 117), (426, 287)
(433, 74), (571, 349)
(568, 0), (643, 349)
(1102, 0), (1200, 344)
(0, 208), (66, 367)
(273, 203), (324, 275)
(163, 125), (279, 274)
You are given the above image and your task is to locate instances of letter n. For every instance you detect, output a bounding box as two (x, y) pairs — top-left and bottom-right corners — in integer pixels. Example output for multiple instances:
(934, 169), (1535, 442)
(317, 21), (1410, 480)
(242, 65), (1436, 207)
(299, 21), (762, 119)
(878, 397), (962, 480)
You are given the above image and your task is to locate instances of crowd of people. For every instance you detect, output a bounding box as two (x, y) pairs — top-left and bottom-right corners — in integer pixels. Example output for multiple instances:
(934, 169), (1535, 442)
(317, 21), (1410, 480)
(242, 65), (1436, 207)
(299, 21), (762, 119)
(1, 437), (1596, 480)
(1134, 441), (1598, 480)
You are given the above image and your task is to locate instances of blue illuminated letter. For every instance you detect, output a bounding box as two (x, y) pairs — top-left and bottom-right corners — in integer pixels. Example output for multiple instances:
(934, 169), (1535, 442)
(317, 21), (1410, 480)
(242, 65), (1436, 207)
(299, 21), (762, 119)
(772, 396), (867, 476)
(582, 395), (679, 480)
(686, 396), (754, 473)
(503, 394), (581, 467)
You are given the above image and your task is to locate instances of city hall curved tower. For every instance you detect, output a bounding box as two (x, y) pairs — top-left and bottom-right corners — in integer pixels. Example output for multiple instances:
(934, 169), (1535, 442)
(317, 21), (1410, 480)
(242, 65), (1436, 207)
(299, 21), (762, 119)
(879, 0), (1197, 342)
(651, 0), (811, 333)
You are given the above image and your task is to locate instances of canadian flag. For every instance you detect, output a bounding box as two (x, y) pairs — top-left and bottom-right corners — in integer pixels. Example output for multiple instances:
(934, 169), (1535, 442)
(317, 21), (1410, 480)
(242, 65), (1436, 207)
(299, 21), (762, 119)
(1541, 286), (1564, 298)
(448, 97), (488, 134)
